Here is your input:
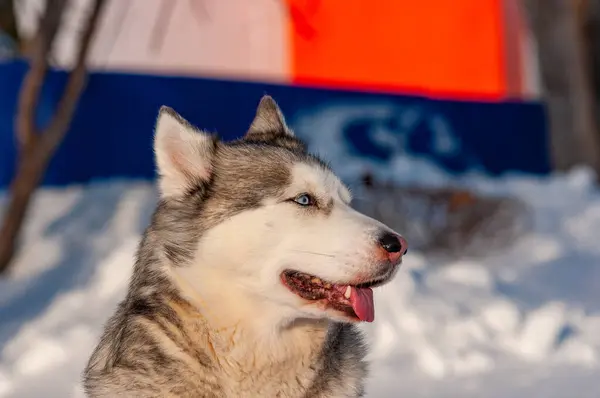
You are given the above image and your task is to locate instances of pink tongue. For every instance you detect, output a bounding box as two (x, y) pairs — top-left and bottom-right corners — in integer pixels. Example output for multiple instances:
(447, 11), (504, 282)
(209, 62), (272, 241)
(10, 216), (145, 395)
(349, 287), (374, 322)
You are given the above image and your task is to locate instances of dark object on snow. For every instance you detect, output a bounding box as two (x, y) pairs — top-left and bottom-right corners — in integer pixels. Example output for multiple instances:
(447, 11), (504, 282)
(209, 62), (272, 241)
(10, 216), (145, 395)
(352, 173), (532, 259)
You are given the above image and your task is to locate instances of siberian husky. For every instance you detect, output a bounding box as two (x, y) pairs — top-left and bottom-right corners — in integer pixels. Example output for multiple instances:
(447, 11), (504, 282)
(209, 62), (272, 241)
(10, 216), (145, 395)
(83, 95), (407, 397)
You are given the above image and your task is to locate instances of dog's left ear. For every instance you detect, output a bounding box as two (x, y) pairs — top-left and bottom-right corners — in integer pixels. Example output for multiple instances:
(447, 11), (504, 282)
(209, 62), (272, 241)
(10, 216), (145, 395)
(245, 95), (294, 141)
(154, 106), (217, 199)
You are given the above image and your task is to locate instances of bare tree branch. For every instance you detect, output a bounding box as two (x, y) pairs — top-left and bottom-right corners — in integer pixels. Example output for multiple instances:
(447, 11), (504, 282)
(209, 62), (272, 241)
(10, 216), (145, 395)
(99, 0), (131, 68)
(0, 0), (107, 274)
(189, 0), (210, 25)
(149, 0), (175, 54)
(15, 0), (68, 148)
(523, 0), (600, 176)
(42, 0), (106, 152)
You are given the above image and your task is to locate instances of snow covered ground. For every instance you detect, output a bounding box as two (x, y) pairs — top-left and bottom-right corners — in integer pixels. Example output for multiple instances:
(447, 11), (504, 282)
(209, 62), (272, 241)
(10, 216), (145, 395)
(1, 162), (600, 397)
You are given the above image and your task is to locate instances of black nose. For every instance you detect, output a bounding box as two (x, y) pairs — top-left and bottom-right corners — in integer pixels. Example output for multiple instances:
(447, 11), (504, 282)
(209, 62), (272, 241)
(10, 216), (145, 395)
(378, 232), (402, 253)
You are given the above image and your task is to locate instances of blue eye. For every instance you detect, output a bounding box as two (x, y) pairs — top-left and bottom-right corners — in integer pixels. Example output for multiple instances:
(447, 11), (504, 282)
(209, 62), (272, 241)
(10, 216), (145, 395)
(294, 193), (314, 206)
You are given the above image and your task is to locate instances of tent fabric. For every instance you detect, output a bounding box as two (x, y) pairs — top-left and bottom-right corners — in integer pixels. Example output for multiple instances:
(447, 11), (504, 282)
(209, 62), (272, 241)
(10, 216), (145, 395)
(15, 0), (539, 101)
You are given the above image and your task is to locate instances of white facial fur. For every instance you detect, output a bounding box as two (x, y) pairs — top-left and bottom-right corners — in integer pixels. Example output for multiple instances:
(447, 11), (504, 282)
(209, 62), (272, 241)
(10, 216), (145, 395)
(173, 161), (400, 325)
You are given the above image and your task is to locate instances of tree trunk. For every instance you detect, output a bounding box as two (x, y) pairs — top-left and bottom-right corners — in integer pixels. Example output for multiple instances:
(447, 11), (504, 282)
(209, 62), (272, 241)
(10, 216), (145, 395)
(0, 144), (49, 271)
(0, 0), (106, 274)
(523, 0), (600, 176)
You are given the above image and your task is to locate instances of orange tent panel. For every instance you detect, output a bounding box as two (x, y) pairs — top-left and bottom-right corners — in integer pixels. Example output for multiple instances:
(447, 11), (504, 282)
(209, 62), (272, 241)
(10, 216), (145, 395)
(288, 0), (507, 100)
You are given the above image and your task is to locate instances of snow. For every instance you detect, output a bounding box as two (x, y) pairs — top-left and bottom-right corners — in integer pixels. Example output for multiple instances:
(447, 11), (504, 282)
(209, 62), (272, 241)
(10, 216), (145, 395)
(2, 163), (600, 397)
(0, 182), (156, 398)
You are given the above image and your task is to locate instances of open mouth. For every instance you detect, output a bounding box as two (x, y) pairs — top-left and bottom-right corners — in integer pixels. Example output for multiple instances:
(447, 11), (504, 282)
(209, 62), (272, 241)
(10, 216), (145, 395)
(281, 270), (389, 322)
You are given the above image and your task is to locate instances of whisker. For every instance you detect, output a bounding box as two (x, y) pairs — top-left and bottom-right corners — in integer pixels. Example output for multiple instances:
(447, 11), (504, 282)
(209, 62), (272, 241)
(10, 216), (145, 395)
(290, 249), (336, 258)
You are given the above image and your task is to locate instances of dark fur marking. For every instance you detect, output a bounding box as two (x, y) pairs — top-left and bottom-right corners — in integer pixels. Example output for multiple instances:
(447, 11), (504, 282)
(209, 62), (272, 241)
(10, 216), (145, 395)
(302, 323), (367, 398)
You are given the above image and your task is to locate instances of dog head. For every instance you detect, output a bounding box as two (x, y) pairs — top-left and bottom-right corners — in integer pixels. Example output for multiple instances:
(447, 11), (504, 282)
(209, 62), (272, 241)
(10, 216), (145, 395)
(152, 96), (407, 325)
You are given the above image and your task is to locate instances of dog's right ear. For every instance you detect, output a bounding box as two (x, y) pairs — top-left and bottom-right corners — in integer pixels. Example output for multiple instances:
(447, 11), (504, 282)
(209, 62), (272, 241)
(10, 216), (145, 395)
(154, 106), (217, 198)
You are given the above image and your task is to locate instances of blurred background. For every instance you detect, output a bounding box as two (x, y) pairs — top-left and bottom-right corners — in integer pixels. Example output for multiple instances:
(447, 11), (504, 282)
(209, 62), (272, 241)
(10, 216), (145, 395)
(1, 0), (600, 397)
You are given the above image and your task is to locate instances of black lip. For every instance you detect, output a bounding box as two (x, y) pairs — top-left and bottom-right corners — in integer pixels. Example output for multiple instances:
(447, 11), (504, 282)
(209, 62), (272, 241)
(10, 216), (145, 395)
(355, 266), (399, 289)
(281, 268), (394, 290)
(355, 278), (387, 289)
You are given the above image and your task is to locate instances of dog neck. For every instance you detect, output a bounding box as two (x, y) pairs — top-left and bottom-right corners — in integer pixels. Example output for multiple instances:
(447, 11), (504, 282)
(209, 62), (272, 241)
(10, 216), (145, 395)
(166, 265), (331, 373)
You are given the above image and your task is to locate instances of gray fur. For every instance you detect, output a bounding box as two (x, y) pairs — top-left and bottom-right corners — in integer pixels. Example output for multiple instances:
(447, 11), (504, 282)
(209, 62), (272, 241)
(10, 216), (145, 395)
(83, 96), (371, 397)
